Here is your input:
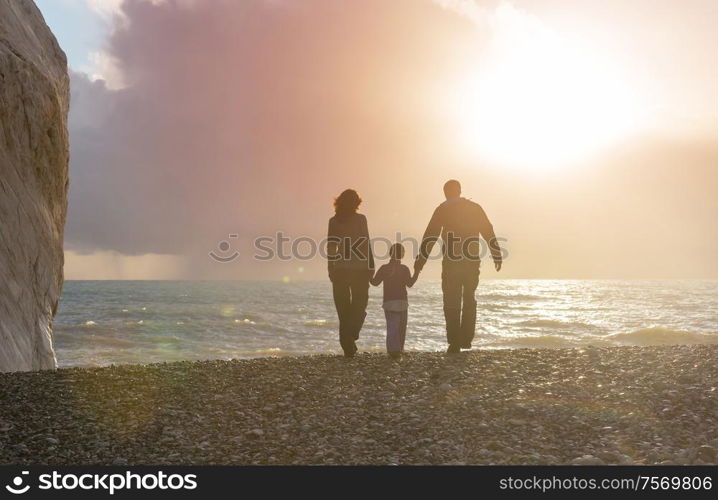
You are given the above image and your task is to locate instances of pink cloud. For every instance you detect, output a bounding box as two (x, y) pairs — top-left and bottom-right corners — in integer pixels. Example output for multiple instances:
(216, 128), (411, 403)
(67, 0), (481, 265)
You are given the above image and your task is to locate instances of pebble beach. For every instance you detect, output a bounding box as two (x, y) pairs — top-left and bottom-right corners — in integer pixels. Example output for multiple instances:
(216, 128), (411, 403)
(1, 345), (717, 465)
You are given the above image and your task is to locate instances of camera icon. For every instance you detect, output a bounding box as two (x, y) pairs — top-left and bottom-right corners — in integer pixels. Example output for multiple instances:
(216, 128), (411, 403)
(5, 471), (30, 495)
(209, 234), (241, 263)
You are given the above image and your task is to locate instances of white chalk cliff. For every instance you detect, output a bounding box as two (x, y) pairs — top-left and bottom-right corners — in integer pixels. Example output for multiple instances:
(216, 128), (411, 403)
(0, 0), (69, 371)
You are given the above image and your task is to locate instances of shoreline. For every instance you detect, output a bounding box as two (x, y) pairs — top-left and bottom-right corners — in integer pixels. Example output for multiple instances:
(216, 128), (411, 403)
(1, 345), (717, 465)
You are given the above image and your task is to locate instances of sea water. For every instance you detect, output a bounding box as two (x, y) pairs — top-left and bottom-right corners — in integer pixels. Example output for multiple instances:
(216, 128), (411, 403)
(53, 280), (718, 367)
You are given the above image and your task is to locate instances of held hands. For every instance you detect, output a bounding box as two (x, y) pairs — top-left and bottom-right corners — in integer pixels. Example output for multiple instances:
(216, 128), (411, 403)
(407, 268), (420, 287)
(412, 258), (424, 286)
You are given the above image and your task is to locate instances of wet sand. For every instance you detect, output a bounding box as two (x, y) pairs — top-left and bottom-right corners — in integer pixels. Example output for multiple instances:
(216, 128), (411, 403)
(1, 345), (717, 465)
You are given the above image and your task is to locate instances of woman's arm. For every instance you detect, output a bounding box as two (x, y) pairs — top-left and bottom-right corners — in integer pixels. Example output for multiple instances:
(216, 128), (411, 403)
(361, 214), (375, 272)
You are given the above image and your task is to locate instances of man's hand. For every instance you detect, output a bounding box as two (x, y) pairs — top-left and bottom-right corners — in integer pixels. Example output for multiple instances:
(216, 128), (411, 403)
(413, 259), (424, 274)
(367, 269), (375, 282)
(494, 260), (502, 272)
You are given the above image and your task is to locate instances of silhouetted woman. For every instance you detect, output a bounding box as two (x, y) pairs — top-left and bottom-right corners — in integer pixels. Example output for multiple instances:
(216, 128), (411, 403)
(327, 189), (374, 358)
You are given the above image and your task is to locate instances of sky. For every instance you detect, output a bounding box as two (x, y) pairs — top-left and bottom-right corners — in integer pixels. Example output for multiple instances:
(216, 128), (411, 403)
(35, 0), (718, 280)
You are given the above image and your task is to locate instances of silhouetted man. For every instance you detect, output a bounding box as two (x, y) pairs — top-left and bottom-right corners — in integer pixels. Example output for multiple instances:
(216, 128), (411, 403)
(414, 180), (502, 353)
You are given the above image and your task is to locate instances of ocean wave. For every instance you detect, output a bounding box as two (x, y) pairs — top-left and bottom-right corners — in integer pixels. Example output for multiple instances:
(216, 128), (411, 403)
(239, 313), (265, 323)
(152, 335), (181, 343)
(303, 319), (329, 326)
(482, 304), (534, 312)
(412, 321), (448, 328)
(55, 323), (123, 337)
(234, 318), (257, 325)
(514, 319), (595, 329)
(481, 293), (543, 301)
(83, 335), (134, 347)
(607, 326), (718, 346)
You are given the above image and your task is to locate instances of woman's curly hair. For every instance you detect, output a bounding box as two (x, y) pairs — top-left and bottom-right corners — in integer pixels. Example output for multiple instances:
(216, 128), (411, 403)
(333, 189), (362, 215)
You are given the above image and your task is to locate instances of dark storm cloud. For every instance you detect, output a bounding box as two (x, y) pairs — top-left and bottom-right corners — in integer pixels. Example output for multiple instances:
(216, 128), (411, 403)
(65, 0), (482, 256)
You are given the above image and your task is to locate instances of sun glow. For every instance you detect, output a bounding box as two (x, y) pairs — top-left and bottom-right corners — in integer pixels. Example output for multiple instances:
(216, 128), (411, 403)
(449, 3), (643, 170)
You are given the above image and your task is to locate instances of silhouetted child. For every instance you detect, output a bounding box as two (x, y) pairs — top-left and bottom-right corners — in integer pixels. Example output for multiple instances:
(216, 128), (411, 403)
(370, 243), (419, 359)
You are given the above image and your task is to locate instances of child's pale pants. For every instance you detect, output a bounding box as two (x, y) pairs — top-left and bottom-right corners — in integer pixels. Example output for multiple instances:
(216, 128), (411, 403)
(384, 309), (408, 354)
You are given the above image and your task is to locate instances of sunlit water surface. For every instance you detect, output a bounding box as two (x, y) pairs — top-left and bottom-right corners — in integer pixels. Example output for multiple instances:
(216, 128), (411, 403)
(54, 280), (718, 367)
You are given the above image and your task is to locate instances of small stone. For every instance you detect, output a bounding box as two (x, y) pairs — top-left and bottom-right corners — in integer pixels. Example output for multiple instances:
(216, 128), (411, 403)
(695, 445), (716, 462)
(677, 374), (698, 384)
(597, 451), (619, 463)
(247, 429), (264, 438)
(571, 455), (604, 465)
(439, 383), (452, 392)
(487, 441), (502, 451)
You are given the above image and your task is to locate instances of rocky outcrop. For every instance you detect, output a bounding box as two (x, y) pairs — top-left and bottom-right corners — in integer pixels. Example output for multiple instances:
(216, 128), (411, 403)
(0, 0), (69, 371)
